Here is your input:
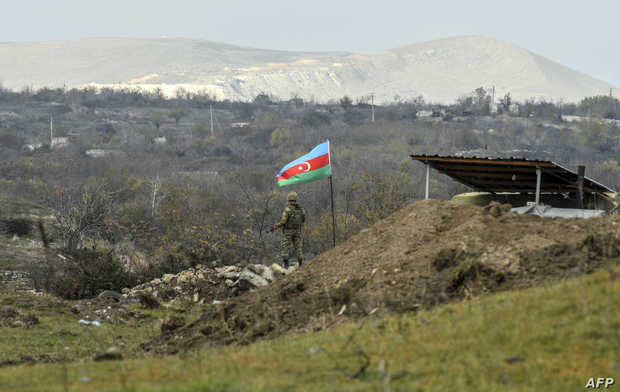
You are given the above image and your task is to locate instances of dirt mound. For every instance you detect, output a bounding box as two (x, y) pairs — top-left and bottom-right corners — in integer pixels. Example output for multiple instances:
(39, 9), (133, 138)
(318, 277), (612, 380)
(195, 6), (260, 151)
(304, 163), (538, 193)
(145, 200), (620, 354)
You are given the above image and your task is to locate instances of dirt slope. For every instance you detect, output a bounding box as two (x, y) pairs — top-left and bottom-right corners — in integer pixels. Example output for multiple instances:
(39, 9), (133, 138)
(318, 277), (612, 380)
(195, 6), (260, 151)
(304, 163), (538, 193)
(145, 200), (620, 353)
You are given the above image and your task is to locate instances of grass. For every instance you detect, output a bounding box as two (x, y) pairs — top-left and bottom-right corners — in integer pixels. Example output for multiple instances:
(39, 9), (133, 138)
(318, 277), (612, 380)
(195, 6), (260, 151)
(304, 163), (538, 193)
(0, 265), (618, 392)
(0, 293), (200, 366)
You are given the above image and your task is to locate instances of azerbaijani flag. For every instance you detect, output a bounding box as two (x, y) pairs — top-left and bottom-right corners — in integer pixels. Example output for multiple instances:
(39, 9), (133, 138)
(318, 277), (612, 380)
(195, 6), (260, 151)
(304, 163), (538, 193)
(276, 141), (331, 187)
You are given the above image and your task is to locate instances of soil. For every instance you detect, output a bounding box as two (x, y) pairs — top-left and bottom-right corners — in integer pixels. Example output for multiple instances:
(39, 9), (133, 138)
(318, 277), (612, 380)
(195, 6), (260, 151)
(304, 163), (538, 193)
(144, 200), (620, 354)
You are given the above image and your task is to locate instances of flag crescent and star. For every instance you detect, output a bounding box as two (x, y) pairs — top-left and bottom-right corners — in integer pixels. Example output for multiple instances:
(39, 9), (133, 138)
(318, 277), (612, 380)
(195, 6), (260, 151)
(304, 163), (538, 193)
(276, 141), (331, 187)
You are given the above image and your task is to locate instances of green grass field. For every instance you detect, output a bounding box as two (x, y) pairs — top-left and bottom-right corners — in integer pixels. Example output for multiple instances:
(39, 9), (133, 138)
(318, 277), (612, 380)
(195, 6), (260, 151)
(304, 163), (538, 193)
(1, 265), (618, 392)
(0, 294), (198, 366)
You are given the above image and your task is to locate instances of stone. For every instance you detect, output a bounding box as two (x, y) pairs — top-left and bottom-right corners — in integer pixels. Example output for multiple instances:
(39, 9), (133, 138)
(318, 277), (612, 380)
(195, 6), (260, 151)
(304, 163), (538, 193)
(215, 266), (240, 274)
(162, 274), (175, 284)
(260, 268), (274, 282)
(177, 272), (193, 284)
(248, 264), (274, 281)
(270, 263), (290, 277)
(218, 271), (240, 280)
(238, 268), (269, 288)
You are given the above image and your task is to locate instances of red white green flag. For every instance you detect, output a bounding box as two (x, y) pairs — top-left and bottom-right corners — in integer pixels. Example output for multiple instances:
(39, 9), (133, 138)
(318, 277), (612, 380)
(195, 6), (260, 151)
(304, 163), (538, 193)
(276, 141), (331, 187)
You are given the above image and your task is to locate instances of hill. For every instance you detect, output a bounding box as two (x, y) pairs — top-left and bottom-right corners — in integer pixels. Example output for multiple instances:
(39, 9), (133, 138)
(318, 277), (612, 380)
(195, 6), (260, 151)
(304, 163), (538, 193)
(0, 36), (615, 103)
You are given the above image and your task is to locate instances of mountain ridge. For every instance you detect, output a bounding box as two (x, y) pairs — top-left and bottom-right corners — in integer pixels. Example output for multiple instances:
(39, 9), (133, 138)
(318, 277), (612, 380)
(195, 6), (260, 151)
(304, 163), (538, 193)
(0, 35), (615, 103)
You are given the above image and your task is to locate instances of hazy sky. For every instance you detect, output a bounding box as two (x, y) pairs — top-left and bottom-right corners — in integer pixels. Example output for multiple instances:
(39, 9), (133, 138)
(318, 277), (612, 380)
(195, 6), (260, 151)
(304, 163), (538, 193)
(3, 0), (619, 86)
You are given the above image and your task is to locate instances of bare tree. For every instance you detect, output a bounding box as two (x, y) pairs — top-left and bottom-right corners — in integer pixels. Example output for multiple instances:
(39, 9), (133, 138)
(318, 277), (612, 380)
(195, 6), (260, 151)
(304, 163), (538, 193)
(53, 184), (112, 251)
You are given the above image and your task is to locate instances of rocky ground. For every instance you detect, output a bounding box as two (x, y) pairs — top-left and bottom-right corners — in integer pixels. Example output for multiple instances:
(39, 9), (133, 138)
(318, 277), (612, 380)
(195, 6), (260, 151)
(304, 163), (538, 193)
(121, 261), (296, 306)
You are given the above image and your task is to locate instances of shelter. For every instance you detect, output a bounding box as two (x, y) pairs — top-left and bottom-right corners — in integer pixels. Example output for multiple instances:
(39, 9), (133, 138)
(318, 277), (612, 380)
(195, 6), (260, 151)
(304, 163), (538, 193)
(410, 155), (617, 215)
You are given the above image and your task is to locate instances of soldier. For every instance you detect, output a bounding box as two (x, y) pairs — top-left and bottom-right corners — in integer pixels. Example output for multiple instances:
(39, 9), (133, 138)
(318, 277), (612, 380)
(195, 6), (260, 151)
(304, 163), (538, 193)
(273, 191), (306, 268)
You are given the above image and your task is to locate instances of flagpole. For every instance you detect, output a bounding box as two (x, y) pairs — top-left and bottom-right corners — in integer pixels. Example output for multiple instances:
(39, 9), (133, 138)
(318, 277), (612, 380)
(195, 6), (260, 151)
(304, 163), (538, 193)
(329, 175), (336, 248)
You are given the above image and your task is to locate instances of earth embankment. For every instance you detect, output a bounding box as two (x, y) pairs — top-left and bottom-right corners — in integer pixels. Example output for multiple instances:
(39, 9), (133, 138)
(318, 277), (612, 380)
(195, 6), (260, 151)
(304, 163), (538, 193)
(146, 200), (620, 353)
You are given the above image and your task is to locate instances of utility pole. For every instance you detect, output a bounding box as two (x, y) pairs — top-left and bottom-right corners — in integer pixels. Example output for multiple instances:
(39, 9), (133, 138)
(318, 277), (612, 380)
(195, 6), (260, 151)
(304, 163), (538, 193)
(210, 104), (215, 138)
(370, 93), (375, 123)
(151, 174), (160, 217)
(49, 115), (53, 147)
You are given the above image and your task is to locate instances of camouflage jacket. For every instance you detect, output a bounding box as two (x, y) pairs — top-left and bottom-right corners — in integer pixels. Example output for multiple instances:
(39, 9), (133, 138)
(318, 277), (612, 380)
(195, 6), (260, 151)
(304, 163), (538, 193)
(278, 203), (306, 230)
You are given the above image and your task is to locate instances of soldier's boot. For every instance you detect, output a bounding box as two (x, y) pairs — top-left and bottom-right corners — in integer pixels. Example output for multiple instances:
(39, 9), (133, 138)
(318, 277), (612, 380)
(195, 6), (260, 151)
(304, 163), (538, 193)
(282, 259), (290, 269)
(297, 258), (303, 267)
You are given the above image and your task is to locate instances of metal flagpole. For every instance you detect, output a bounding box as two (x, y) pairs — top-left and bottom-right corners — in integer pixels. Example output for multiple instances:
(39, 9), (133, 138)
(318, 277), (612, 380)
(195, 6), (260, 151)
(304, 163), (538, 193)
(329, 175), (336, 248)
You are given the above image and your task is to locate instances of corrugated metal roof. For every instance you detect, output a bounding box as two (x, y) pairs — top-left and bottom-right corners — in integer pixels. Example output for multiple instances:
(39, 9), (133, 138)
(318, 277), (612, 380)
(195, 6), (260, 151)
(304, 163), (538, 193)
(410, 154), (616, 194)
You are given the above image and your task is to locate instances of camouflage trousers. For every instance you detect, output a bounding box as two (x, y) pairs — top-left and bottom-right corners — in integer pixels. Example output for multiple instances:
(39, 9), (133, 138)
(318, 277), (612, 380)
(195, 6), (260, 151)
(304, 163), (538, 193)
(281, 229), (303, 261)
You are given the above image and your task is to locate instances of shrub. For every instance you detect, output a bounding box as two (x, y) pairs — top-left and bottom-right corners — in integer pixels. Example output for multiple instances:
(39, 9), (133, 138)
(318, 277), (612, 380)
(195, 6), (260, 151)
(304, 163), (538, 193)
(1, 218), (33, 236)
(28, 249), (140, 299)
(270, 127), (293, 147)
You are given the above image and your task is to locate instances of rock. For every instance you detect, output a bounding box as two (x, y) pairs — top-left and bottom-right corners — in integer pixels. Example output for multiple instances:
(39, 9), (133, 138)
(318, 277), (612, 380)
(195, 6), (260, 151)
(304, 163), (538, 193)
(151, 278), (161, 285)
(270, 263), (290, 277)
(177, 272), (193, 284)
(249, 264), (274, 282)
(260, 268), (274, 282)
(94, 347), (123, 362)
(215, 266), (240, 274)
(238, 268), (269, 288)
(218, 271), (240, 280)
(162, 274), (175, 284)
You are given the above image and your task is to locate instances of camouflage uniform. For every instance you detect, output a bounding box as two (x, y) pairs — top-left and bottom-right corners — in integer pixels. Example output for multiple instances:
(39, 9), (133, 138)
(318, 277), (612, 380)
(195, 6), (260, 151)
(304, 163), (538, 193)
(274, 192), (306, 268)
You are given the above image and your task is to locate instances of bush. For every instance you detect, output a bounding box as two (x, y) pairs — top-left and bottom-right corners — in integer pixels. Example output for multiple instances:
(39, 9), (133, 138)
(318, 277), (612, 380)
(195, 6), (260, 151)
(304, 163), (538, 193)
(28, 249), (140, 299)
(1, 218), (33, 236)
(270, 127), (293, 147)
